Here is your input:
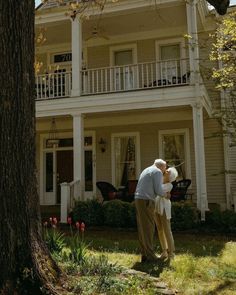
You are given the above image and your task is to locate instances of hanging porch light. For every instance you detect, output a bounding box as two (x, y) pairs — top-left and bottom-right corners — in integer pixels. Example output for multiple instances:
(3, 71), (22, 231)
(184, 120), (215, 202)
(46, 118), (60, 148)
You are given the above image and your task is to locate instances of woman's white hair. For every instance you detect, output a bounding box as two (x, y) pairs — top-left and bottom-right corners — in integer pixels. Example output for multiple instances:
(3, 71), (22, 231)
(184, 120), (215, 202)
(167, 167), (178, 182)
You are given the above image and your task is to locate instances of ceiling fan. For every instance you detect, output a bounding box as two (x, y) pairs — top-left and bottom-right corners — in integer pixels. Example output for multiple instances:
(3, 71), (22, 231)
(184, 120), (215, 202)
(85, 26), (109, 41)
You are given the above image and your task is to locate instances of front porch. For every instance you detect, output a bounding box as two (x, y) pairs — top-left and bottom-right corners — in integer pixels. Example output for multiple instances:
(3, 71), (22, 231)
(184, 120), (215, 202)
(37, 104), (212, 223)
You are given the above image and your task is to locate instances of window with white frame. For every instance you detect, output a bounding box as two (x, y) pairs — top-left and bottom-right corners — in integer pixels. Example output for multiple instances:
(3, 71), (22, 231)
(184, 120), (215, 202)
(156, 38), (187, 84)
(159, 129), (191, 179)
(110, 44), (137, 91)
(112, 133), (140, 187)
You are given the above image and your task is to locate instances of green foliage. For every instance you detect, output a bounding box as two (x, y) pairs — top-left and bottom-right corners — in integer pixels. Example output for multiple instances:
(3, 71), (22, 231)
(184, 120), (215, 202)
(210, 11), (236, 146)
(53, 227), (236, 295)
(68, 233), (89, 264)
(161, 242), (236, 294)
(73, 199), (104, 226)
(80, 254), (122, 276)
(72, 199), (236, 233)
(204, 209), (236, 233)
(122, 201), (137, 228)
(72, 199), (136, 228)
(103, 199), (136, 228)
(210, 11), (236, 90)
(43, 228), (66, 254)
(171, 202), (199, 231)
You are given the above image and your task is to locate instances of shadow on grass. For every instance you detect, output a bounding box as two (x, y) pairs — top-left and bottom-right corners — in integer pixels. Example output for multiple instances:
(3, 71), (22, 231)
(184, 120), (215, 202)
(62, 227), (236, 261)
(132, 258), (170, 277)
(83, 229), (235, 258)
(206, 280), (236, 294)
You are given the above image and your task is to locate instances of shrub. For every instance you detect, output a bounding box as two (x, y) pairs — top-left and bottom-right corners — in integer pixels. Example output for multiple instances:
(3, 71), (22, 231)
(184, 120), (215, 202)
(103, 199), (136, 228)
(171, 202), (199, 231)
(204, 209), (236, 233)
(73, 199), (104, 226)
(122, 201), (137, 228)
(103, 200), (126, 227)
(221, 210), (236, 232)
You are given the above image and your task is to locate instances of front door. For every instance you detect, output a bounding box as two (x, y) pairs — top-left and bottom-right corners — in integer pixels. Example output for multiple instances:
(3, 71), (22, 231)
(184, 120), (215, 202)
(56, 150), (73, 204)
(42, 132), (96, 205)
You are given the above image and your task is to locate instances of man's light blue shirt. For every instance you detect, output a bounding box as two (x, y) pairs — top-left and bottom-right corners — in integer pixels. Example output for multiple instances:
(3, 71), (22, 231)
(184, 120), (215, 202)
(135, 165), (165, 201)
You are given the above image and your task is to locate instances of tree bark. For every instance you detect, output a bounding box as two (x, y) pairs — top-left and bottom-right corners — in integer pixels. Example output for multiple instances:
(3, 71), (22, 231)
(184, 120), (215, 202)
(0, 1), (60, 294)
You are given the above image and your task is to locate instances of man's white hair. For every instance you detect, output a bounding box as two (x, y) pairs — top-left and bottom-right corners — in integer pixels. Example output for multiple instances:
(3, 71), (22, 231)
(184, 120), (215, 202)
(167, 167), (178, 182)
(154, 159), (166, 168)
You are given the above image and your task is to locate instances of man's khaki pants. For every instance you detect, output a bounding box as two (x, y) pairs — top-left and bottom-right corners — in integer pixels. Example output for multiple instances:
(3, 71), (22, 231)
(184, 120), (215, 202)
(135, 199), (157, 261)
(155, 211), (175, 255)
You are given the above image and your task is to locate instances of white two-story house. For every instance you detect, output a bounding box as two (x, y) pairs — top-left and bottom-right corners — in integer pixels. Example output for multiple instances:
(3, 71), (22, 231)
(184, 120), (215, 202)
(35, 0), (236, 221)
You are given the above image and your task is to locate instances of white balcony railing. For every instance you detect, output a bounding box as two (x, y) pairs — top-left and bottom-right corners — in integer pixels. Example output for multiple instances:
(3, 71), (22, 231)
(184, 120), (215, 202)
(81, 58), (190, 95)
(35, 59), (189, 99)
(36, 71), (72, 100)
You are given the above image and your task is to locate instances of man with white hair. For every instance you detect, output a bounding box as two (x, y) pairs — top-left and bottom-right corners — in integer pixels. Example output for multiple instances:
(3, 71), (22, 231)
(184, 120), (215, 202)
(135, 159), (167, 262)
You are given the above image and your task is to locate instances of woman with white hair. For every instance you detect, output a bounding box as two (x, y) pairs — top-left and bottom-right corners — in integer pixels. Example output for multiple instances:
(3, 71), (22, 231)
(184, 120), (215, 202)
(154, 166), (178, 261)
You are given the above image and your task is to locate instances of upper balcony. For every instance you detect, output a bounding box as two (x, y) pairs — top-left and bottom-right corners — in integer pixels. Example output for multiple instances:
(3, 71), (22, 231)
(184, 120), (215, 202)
(36, 58), (190, 99)
(35, 0), (212, 112)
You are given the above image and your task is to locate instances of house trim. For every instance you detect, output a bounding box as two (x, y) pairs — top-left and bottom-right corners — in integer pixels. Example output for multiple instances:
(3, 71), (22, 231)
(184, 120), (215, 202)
(36, 85), (206, 118)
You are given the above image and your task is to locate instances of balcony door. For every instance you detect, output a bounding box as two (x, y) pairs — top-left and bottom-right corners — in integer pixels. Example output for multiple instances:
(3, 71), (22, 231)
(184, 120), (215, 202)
(114, 50), (133, 90)
(160, 44), (181, 82)
(110, 44), (137, 91)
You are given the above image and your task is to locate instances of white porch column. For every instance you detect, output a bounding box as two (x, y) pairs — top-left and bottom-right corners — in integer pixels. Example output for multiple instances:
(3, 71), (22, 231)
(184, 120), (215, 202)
(60, 182), (70, 223)
(186, 0), (200, 84)
(192, 102), (208, 220)
(71, 16), (82, 97)
(73, 114), (84, 200)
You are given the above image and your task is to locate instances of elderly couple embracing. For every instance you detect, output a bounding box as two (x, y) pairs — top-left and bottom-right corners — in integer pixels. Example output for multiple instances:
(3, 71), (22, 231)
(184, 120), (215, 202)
(135, 159), (178, 263)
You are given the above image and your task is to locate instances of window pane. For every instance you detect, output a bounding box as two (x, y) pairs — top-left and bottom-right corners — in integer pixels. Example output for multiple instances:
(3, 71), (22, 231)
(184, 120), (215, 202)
(162, 134), (186, 179)
(115, 50), (133, 66)
(85, 150), (93, 191)
(46, 153), (53, 192)
(114, 136), (136, 187)
(59, 138), (73, 147)
(84, 136), (92, 146)
(160, 44), (181, 81)
(160, 44), (180, 60)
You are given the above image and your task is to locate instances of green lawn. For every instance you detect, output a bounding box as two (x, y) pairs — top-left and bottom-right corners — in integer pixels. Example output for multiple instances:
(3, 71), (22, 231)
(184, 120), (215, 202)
(56, 227), (236, 294)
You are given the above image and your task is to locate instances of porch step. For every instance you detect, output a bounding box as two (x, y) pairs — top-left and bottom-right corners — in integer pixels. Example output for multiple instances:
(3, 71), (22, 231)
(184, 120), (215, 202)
(40, 205), (60, 222)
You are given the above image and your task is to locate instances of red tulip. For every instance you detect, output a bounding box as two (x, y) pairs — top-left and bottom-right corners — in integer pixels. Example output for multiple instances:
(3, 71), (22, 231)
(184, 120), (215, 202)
(49, 217), (52, 223)
(67, 217), (72, 225)
(80, 222), (85, 232)
(53, 217), (57, 225)
(75, 221), (80, 230)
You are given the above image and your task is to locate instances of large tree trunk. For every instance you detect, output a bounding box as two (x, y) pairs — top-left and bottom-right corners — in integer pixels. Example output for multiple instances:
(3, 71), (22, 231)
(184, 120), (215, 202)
(0, 1), (60, 294)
